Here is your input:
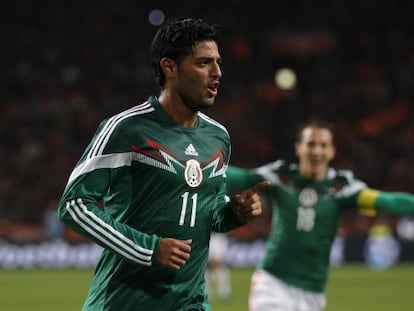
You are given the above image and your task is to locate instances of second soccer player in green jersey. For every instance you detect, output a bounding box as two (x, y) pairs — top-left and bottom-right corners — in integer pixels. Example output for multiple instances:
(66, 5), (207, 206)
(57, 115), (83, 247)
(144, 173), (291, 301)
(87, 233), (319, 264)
(226, 120), (414, 311)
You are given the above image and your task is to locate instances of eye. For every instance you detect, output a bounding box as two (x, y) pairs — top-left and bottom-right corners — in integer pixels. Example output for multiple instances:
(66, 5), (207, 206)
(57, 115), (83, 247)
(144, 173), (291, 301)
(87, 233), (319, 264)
(197, 58), (210, 66)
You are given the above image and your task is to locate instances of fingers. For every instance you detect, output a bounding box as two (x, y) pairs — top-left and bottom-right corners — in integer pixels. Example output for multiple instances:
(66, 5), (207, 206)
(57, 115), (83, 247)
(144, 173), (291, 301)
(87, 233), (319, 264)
(177, 239), (192, 261)
(157, 238), (192, 270)
(244, 180), (271, 197)
(235, 180), (269, 206)
(237, 199), (262, 217)
(232, 181), (269, 223)
(171, 239), (192, 267)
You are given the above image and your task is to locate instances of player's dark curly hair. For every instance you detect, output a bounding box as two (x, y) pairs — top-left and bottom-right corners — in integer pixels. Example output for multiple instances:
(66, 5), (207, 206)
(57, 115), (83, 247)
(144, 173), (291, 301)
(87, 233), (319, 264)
(150, 17), (222, 88)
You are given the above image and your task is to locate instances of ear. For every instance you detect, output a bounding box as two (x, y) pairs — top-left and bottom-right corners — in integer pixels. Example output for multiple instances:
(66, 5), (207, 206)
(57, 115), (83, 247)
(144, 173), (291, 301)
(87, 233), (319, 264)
(160, 58), (175, 76)
(294, 142), (300, 157)
(328, 145), (337, 161)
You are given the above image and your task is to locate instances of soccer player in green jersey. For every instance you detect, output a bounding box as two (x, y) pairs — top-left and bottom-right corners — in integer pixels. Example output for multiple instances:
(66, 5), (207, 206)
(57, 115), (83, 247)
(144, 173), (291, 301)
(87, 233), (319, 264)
(226, 120), (414, 311)
(58, 18), (269, 311)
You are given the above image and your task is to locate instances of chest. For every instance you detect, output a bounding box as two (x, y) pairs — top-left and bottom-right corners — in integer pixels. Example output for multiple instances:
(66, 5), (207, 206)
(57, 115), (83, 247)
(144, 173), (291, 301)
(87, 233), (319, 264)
(272, 183), (345, 229)
(129, 120), (228, 190)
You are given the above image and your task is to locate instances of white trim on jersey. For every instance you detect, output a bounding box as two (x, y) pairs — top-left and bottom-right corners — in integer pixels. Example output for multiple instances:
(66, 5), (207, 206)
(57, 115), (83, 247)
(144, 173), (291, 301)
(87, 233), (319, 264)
(132, 149), (183, 173)
(334, 179), (366, 198)
(66, 198), (153, 266)
(198, 112), (229, 136)
(256, 161), (284, 185)
(87, 102), (154, 159)
(68, 152), (132, 185)
(204, 157), (226, 178)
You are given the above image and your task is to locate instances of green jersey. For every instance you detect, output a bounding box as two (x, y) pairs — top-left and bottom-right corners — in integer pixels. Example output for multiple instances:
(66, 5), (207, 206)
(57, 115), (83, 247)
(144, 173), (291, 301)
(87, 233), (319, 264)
(226, 160), (366, 293)
(58, 96), (242, 311)
(227, 161), (414, 294)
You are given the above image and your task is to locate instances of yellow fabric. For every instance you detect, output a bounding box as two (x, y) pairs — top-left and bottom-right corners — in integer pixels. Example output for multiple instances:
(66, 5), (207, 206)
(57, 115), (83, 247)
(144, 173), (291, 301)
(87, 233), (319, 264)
(357, 188), (380, 217)
(368, 224), (392, 237)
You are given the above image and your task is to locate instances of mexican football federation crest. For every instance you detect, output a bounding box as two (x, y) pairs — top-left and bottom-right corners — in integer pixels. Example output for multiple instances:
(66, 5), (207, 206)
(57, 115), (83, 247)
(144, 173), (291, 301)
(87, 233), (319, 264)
(299, 187), (318, 207)
(184, 159), (203, 188)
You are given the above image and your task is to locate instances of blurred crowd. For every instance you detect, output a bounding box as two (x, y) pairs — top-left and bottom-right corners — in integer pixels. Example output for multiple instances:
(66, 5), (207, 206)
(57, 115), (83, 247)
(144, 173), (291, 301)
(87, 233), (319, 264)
(1, 0), (413, 233)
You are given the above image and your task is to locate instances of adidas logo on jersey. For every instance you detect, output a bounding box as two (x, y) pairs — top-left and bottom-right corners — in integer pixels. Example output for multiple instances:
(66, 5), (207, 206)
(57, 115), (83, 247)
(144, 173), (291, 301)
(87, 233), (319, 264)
(185, 144), (199, 156)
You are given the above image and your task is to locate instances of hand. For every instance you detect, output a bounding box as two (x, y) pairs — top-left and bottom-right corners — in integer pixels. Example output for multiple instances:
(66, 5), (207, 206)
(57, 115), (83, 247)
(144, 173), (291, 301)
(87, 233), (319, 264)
(156, 238), (192, 270)
(231, 180), (270, 223)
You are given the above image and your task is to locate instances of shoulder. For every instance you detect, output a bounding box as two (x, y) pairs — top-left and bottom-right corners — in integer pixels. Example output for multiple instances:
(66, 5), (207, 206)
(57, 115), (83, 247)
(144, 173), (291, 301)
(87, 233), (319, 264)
(329, 168), (367, 196)
(99, 101), (156, 138)
(255, 159), (289, 185)
(89, 101), (155, 156)
(109, 101), (156, 128)
(256, 159), (287, 173)
(198, 112), (230, 138)
(331, 169), (362, 185)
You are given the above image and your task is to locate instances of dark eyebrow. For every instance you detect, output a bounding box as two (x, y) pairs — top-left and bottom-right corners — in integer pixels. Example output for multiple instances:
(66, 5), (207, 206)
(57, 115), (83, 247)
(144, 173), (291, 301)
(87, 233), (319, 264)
(195, 56), (221, 64)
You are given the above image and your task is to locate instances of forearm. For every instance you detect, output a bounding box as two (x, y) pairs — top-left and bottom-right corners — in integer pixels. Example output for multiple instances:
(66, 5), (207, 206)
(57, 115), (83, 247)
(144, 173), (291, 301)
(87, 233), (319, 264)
(59, 194), (160, 266)
(375, 191), (414, 215)
(211, 202), (245, 233)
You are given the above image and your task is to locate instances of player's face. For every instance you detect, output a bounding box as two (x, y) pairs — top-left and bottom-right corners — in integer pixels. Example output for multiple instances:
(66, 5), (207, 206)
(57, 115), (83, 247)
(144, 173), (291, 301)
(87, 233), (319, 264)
(295, 127), (336, 180)
(174, 40), (222, 112)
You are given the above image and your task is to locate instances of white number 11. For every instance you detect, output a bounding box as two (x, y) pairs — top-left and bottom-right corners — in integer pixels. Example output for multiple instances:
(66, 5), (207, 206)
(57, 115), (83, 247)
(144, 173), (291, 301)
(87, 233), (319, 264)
(179, 192), (198, 227)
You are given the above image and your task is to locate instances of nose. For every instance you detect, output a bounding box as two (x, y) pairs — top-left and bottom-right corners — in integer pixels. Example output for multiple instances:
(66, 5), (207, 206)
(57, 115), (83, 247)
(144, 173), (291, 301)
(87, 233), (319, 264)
(311, 145), (324, 156)
(211, 61), (222, 79)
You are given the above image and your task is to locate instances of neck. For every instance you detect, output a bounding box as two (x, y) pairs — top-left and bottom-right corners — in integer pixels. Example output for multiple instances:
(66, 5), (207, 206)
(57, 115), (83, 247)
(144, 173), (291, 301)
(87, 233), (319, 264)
(158, 92), (197, 128)
(300, 167), (326, 181)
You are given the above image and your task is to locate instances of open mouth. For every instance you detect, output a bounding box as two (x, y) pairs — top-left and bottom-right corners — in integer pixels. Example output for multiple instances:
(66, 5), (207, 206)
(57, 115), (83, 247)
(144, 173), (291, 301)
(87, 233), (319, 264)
(207, 83), (219, 96)
(310, 159), (324, 165)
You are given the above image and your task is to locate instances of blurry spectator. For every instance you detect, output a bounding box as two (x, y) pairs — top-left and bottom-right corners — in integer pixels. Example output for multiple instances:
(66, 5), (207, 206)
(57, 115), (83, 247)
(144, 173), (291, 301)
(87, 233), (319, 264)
(43, 199), (63, 240)
(0, 0), (413, 242)
(364, 217), (401, 270)
(206, 233), (232, 301)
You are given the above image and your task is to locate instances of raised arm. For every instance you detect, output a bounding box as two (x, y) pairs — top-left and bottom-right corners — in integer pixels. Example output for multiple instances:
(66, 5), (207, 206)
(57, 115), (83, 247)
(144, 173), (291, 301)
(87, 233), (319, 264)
(357, 188), (414, 216)
(226, 165), (265, 189)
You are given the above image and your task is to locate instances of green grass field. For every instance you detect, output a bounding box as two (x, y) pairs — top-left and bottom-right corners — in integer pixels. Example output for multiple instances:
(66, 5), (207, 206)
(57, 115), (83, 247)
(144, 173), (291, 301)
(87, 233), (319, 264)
(0, 264), (413, 310)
